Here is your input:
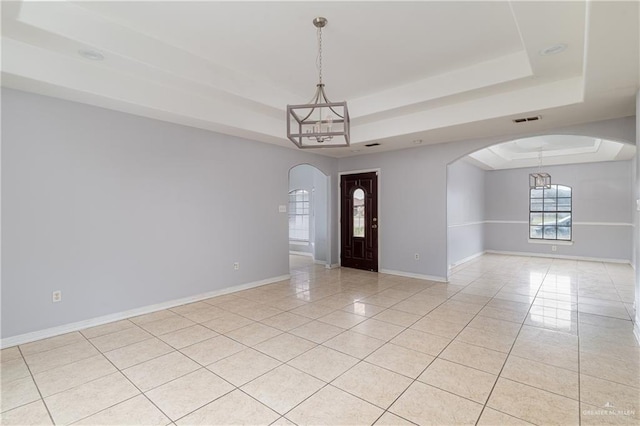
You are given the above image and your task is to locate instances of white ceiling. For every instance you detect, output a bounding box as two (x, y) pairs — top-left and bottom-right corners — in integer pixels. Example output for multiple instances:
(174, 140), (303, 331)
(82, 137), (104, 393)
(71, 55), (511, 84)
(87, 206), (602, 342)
(2, 1), (638, 158)
(466, 135), (636, 170)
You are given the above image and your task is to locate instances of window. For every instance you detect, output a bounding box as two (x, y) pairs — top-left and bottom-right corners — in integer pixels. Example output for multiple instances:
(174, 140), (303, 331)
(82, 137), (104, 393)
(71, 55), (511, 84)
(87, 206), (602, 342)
(289, 189), (310, 241)
(353, 188), (365, 237)
(529, 184), (572, 241)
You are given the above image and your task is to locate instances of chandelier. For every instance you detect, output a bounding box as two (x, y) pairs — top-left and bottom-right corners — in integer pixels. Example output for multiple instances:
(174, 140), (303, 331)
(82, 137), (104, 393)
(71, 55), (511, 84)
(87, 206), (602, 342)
(529, 148), (551, 189)
(529, 172), (551, 189)
(287, 17), (350, 148)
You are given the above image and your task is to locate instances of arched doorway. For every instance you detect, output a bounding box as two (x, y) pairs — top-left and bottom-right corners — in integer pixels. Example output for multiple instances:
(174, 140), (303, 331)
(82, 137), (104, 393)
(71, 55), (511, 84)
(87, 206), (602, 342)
(444, 132), (637, 340)
(446, 134), (635, 291)
(288, 164), (330, 272)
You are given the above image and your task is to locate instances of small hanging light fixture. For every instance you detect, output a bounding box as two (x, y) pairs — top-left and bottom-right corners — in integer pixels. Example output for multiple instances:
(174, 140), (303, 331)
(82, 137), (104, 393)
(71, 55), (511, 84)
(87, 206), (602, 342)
(530, 147), (551, 189)
(287, 17), (350, 148)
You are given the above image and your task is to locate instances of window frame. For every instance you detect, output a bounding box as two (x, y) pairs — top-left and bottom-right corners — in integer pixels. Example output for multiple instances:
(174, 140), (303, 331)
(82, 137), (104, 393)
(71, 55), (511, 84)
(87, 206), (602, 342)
(529, 184), (572, 241)
(288, 189), (310, 242)
(352, 187), (365, 238)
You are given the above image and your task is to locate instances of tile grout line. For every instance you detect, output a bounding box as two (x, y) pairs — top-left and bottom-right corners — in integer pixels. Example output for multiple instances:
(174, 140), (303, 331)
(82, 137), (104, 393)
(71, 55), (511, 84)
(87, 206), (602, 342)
(162, 321), (314, 424)
(577, 266), (583, 426)
(14, 345), (56, 425)
(86, 324), (274, 426)
(244, 294), (414, 421)
(78, 319), (137, 341)
(5, 258), (634, 424)
(474, 258), (572, 425)
(476, 262), (596, 421)
(89, 317), (281, 424)
(244, 275), (461, 424)
(363, 269), (505, 424)
(76, 335), (177, 425)
(16, 339), (100, 377)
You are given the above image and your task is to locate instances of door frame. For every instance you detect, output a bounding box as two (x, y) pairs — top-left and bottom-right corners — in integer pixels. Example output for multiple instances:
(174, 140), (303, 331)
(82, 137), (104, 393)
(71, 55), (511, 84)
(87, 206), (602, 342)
(338, 168), (381, 269)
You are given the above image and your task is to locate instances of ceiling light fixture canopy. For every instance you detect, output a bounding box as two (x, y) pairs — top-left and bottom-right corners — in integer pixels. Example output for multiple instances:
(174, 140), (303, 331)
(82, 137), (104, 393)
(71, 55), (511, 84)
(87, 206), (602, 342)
(287, 17), (350, 149)
(530, 147), (551, 189)
(78, 49), (104, 61)
(539, 43), (567, 56)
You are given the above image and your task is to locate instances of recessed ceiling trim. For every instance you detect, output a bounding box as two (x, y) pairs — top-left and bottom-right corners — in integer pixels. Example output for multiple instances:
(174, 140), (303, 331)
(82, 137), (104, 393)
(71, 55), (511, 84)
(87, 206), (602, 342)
(1, 39), (286, 139)
(468, 137), (633, 170)
(354, 76), (584, 143)
(2, 0), (637, 158)
(350, 50), (533, 118)
(14, 0), (298, 111)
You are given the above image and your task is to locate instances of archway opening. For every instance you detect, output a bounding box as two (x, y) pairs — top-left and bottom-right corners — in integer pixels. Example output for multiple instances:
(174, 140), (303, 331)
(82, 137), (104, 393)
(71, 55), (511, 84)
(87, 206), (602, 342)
(446, 133), (637, 327)
(288, 164), (330, 273)
(446, 134), (636, 277)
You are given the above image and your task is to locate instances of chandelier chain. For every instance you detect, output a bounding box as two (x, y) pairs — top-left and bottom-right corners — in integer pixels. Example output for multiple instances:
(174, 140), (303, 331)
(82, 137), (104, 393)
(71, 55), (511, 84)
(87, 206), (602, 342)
(317, 25), (323, 84)
(538, 147), (543, 172)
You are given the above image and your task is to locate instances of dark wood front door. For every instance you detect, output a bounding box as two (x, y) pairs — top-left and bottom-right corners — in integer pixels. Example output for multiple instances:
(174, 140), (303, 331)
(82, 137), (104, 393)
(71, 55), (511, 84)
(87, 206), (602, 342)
(341, 172), (378, 271)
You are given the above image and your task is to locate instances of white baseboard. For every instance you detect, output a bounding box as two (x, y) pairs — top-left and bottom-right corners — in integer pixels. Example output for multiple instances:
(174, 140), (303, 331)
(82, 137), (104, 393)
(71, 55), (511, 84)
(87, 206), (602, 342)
(448, 251), (486, 271)
(380, 269), (447, 283)
(289, 251), (313, 257)
(0, 274), (290, 349)
(314, 259), (327, 265)
(485, 250), (631, 264)
(326, 263), (340, 269)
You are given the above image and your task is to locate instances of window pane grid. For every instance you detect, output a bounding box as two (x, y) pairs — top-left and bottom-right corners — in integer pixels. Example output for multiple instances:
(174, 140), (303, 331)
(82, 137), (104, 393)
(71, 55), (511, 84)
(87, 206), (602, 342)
(529, 184), (571, 241)
(289, 189), (310, 241)
(353, 188), (365, 238)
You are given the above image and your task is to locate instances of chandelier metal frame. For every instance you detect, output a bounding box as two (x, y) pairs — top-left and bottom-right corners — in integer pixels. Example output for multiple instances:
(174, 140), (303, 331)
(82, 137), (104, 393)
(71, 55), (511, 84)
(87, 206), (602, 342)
(530, 148), (551, 189)
(287, 17), (350, 149)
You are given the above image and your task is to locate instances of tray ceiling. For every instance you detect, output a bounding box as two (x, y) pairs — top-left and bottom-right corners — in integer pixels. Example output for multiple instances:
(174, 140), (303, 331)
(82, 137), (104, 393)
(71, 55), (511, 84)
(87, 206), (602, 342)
(1, 1), (638, 157)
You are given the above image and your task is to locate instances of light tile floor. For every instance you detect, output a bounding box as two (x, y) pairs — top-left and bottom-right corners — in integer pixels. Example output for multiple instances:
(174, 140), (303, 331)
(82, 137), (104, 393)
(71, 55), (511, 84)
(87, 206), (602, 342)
(1, 254), (638, 425)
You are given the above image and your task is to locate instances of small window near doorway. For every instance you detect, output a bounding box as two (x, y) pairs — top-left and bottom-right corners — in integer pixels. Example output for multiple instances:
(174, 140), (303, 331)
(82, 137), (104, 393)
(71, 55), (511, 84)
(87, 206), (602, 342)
(353, 188), (365, 237)
(529, 184), (572, 241)
(289, 189), (310, 241)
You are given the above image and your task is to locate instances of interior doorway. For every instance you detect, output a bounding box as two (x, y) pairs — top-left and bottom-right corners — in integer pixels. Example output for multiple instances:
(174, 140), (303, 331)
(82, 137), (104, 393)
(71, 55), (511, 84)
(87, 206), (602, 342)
(288, 164), (329, 271)
(340, 171), (379, 271)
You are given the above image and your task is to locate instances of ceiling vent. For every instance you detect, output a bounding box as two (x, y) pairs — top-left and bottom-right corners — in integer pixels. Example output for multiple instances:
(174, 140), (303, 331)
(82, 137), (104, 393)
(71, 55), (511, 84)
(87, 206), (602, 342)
(365, 142), (381, 147)
(513, 115), (541, 124)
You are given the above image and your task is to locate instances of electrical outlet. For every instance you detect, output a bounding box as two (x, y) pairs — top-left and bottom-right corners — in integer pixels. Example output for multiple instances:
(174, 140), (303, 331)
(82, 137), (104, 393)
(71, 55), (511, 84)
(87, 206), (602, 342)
(552, 245), (557, 252)
(233, 262), (240, 270)
(52, 290), (62, 303)
(414, 253), (420, 260)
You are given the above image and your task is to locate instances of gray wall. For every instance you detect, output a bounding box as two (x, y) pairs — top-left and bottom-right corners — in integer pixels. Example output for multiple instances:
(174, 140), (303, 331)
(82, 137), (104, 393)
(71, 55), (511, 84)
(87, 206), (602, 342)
(1, 89), (338, 339)
(2, 87), (636, 340)
(447, 160), (485, 268)
(484, 161), (633, 261)
(636, 90), (640, 334)
(288, 164), (329, 262)
(313, 168), (329, 263)
(632, 156), (637, 270)
(338, 147), (450, 279)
